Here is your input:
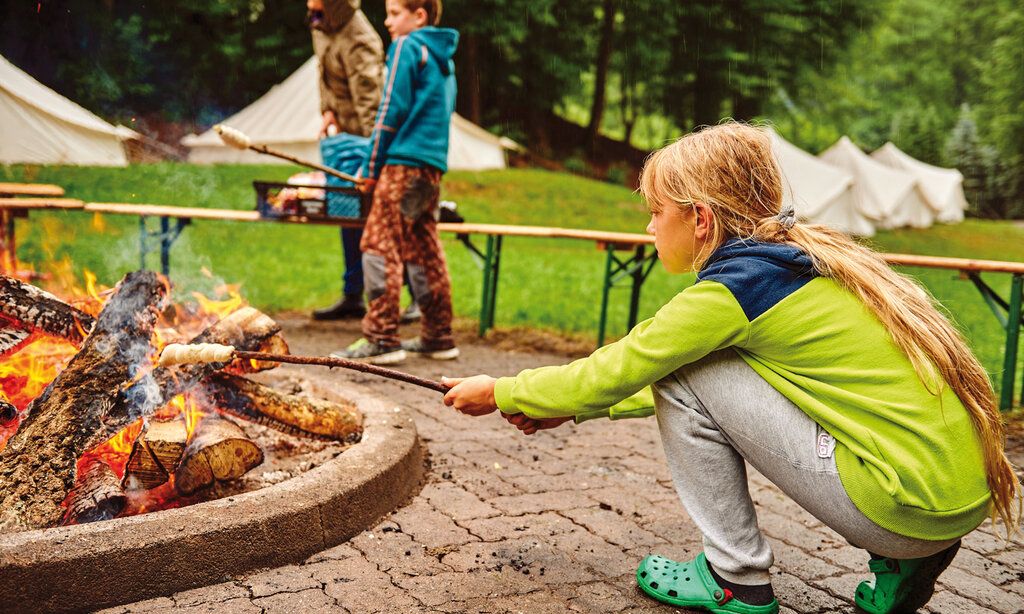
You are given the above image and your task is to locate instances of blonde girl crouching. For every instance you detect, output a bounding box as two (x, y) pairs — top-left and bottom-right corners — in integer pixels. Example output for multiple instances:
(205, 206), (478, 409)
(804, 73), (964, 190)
(442, 122), (1020, 614)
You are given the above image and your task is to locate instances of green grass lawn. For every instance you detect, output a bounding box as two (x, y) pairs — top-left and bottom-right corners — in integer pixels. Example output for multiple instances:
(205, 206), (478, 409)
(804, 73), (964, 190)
(3, 163), (1022, 398)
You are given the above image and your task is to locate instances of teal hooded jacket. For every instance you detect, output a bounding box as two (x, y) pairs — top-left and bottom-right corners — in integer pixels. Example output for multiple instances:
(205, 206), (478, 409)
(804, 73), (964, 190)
(360, 27), (458, 178)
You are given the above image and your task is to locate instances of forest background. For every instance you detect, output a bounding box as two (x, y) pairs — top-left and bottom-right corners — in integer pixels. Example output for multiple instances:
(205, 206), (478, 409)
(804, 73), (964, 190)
(2, 0), (1021, 217)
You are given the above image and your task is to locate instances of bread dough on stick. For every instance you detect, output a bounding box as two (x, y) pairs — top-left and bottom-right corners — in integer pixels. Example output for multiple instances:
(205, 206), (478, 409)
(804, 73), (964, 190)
(158, 343), (236, 366)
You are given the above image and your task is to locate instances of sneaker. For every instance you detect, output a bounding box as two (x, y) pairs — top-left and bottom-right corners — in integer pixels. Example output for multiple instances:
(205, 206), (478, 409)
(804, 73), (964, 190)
(313, 294), (365, 321)
(854, 540), (961, 614)
(400, 337), (460, 360)
(331, 338), (406, 365)
(399, 302), (422, 324)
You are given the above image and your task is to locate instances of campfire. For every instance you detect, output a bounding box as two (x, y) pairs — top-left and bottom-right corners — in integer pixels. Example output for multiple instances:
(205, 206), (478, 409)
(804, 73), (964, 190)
(0, 271), (363, 533)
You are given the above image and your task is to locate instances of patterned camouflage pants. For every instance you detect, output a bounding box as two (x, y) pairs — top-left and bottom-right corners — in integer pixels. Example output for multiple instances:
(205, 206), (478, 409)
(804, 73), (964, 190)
(360, 164), (453, 347)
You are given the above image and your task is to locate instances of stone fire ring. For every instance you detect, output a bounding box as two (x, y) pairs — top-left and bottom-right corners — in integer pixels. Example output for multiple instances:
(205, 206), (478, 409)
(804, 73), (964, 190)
(0, 390), (424, 614)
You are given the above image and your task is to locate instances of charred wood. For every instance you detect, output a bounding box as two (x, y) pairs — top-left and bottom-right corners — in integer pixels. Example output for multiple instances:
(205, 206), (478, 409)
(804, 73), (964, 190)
(0, 274), (95, 356)
(201, 372), (362, 443)
(64, 460), (126, 525)
(174, 414), (263, 495)
(0, 271), (168, 532)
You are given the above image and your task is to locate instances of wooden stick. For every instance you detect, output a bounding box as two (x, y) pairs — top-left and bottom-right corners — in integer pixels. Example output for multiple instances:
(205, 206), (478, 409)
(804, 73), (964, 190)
(214, 125), (364, 185)
(158, 343), (447, 393)
(233, 350), (448, 394)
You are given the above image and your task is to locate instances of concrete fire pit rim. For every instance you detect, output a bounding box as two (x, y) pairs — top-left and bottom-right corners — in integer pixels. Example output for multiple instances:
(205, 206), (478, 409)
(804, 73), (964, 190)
(0, 386), (424, 614)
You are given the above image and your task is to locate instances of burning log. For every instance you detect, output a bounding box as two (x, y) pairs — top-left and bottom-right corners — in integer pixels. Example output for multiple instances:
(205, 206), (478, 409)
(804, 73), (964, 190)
(0, 274), (95, 357)
(122, 418), (188, 491)
(202, 373), (362, 443)
(174, 414), (263, 496)
(64, 460), (126, 524)
(224, 333), (289, 374)
(0, 398), (15, 423)
(0, 271), (168, 532)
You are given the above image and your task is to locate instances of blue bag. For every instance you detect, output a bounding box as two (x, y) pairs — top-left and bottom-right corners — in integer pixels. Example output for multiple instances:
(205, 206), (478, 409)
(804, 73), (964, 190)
(320, 134), (369, 217)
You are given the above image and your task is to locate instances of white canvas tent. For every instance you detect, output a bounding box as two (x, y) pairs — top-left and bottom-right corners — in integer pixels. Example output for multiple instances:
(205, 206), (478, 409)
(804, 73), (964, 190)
(819, 136), (936, 229)
(871, 142), (967, 224)
(769, 129), (875, 236)
(182, 56), (516, 170)
(0, 54), (135, 166)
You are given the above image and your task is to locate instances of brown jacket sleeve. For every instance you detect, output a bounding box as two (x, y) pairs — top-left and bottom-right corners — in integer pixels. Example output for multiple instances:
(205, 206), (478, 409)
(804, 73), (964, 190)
(338, 12), (384, 137)
(312, 29), (337, 117)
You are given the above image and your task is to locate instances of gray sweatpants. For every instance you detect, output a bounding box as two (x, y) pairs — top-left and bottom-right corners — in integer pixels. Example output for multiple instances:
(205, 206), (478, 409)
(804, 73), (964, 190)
(654, 349), (960, 585)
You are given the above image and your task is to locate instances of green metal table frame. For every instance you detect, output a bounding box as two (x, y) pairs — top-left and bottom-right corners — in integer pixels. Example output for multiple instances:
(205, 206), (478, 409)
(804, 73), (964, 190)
(597, 243), (659, 347)
(965, 271), (1024, 410)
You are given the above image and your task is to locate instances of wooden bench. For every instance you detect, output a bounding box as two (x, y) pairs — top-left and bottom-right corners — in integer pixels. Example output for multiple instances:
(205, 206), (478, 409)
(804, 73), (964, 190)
(4, 192), (1024, 409)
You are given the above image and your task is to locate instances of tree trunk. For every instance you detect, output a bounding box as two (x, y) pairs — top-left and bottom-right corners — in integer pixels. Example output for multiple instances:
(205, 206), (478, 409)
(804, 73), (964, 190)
(693, 47), (725, 130)
(462, 34), (482, 125)
(0, 271), (168, 532)
(201, 372), (362, 443)
(586, 0), (617, 157)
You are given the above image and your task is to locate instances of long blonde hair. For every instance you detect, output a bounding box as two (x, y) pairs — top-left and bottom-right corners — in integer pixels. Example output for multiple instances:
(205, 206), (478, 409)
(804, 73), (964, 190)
(640, 121), (1020, 533)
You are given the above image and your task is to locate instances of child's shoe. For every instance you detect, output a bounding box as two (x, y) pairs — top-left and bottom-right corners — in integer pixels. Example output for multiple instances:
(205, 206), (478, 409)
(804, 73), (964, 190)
(636, 552), (779, 614)
(401, 337), (459, 360)
(331, 338), (406, 365)
(854, 540), (960, 614)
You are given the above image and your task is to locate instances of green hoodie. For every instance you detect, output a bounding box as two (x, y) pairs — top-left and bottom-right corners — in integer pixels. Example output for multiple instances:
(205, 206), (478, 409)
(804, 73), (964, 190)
(494, 239), (991, 541)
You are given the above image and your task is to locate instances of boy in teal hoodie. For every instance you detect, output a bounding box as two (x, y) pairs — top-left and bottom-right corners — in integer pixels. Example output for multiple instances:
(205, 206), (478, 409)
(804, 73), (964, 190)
(332, 0), (459, 365)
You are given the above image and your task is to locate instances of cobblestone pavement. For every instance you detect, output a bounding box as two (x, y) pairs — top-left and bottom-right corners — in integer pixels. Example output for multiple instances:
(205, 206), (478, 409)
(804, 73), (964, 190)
(107, 318), (1024, 613)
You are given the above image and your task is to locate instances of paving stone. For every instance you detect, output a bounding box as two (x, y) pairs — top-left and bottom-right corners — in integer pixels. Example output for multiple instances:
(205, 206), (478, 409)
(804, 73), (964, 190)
(490, 490), (598, 515)
(951, 545), (1022, 586)
(772, 571), (848, 612)
(396, 570), (537, 607)
(443, 465), (522, 498)
(421, 480), (500, 520)
(171, 597), (261, 614)
(562, 507), (666, 549)
(766, 536), (845, 581)
(808, 571), (861, 605)
(110, 596), (175, 613)
(253, 587), (346, 613)
(458, 511), (580, 542)
(566, 581), (648, 613)
(310, 557), (424, 612)
(924, 588), (1002, 613)
(172, 581), (250, 607)
(815, 543), (869, 572)
(440, 538), (595, 584)
(389, 498), (478, 549)
(241, 564), (319, 598)
(434, 589), (575, 613)
(305, 542), (363, 564)
(937, 566), (1024, 613)
(349, 523), (452, 577)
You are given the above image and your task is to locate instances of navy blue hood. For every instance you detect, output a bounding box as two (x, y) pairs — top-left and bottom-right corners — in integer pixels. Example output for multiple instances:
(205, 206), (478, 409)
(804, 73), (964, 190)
(697, 238), (819, 321)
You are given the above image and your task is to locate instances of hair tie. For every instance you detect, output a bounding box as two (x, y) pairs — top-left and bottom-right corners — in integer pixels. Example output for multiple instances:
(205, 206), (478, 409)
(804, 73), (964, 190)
(774, 205), (796, 230)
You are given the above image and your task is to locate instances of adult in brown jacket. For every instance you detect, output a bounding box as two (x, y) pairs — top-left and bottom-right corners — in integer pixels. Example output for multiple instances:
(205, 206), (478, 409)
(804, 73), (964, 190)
(309, 0), (383, 138)
(308, 0), (385, 320)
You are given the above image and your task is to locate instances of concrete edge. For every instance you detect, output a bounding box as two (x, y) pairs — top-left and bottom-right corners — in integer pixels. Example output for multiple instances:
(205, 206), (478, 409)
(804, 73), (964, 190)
(0, 389), (423, 614)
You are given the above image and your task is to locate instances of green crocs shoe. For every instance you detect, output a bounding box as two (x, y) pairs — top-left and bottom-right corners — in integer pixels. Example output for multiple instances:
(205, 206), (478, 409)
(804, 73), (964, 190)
(854, 540), (961, 614)
(636, 553), (779, 614)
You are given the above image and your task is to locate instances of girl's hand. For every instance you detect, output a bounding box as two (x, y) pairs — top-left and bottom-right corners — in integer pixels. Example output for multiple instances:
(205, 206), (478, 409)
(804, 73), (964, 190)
(502, 413), (573, 435)
(441, 375), (498, 416)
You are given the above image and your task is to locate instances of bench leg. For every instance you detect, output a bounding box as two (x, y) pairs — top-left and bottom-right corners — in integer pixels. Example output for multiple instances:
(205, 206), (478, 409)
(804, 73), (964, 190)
(0, 209), (14, 273)
(1001, 274), (1023, 410)
(478, 235), (502, 337)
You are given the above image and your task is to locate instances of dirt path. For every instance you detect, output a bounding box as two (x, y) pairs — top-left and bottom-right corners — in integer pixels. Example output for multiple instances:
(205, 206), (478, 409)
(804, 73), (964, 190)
(105, 316), (1024, 613)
